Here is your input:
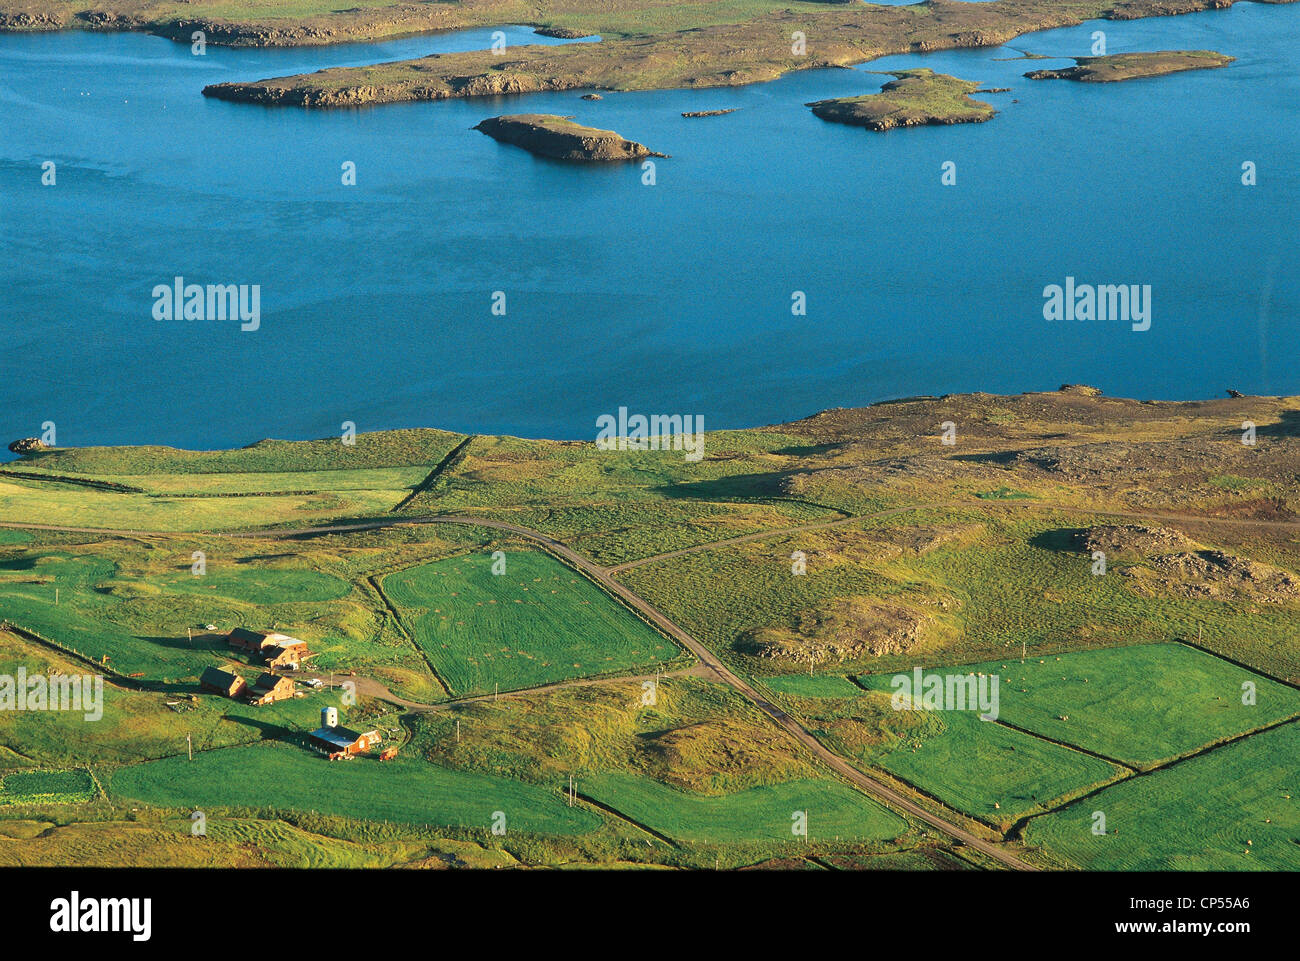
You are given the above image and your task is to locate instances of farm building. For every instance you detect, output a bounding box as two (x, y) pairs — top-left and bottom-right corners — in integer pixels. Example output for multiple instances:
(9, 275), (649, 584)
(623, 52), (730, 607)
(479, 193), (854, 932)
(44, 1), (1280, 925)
(227, 628), (311, 669)
(199, 667), (247, 699)
(264, 640), (310, 670)
(306, 707), (381, 760)
(247, 672), (295, 705)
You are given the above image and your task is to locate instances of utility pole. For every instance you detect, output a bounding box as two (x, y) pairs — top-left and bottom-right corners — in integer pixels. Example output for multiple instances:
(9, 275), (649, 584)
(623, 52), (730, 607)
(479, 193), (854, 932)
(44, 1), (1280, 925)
(186, 734), (193, 761)
(494, 682), (498, 702)
(568, 773), (574, 807)
(456, 718), (460, 743)
(187, 627), (192, 647)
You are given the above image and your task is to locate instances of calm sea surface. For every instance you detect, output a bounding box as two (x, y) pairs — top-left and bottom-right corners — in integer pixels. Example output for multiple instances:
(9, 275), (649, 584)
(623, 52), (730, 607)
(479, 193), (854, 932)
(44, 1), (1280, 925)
(1, 5), (1296, 448)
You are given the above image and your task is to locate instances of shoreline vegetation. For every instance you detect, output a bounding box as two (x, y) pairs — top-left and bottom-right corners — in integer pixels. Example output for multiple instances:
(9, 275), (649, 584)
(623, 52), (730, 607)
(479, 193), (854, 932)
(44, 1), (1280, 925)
(807, 69), (995, 132)
(1023, 49), (1235, 82)
(473, 114), (667, 161)
(6, 386), (1296, 466)
(0, 0), (1275, 108)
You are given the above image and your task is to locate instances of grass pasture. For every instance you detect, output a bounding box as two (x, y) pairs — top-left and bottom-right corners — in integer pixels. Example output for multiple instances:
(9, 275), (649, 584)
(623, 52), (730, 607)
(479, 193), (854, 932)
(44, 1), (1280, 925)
(774, 684), (1122, 824)
(0, 479), (406, 532)
(582, 772), (908, 844)
(156, 566), (352, 605)
(759, 673), (866, 699)
(15, 430), (462, 476)
(0, 769), (96, 806)
(860, 643), (1300, 768)
(109, 742), (600, 836)
(864, 709), (1123, 824)
(1023, 721), (1300, 870)
(382, 551), (679, 696)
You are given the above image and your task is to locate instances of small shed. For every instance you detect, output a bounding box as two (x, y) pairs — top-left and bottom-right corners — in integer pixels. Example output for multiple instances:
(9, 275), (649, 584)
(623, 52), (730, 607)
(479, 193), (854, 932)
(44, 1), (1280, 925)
(199, 667), (247, 699)
(306, 708), (381, 759)
(248, 672), (296, 705)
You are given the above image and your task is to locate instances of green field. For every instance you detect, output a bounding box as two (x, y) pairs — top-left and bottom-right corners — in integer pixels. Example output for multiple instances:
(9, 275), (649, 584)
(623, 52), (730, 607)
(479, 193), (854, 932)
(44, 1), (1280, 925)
(771, 682), (1122, 824)
(0, 769), (96, 806)
(582, 772), (908, 843)
(110, 742), (600, 835)
(17, 430), (461, 475)
(865, 709), (1123, 823)
(382, 551), (678, 695)
(861, 644), (1300, 767)
(760, 673), (866, 699)
(0, 546), (432, 689)
(1024, 721), (1300, 870)
(157, 567), (352, 605)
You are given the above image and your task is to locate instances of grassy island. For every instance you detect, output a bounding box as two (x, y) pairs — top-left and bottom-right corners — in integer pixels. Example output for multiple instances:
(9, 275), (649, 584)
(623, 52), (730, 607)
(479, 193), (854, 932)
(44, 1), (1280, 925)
(807, 69), (995, 132)
(1024, 49), (1234, 82)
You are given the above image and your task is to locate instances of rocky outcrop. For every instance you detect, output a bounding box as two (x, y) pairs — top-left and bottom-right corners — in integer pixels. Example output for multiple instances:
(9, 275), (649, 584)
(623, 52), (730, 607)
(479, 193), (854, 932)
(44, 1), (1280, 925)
(1077, 525), (1200, 556)
(1128, 551), (1300, 602)
(0, 11), (63, 30)
(737, 599), (932, 663)
(534, 26), (598, 39)
(473, 114), (667, 161)
(7, 438), (47, 455)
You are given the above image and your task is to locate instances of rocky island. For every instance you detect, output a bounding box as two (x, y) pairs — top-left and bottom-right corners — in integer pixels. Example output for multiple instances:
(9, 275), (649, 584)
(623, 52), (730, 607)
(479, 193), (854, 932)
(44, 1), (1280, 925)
(1025, 50), (1234, 82)
(807, 69), (995, 132)
(473, 114), (666, 161)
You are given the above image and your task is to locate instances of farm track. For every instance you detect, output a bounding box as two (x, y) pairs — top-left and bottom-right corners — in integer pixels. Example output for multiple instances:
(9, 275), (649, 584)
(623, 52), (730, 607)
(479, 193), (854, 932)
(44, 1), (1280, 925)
(302, 664), (709, 713)
(9, 497), (1300, 869)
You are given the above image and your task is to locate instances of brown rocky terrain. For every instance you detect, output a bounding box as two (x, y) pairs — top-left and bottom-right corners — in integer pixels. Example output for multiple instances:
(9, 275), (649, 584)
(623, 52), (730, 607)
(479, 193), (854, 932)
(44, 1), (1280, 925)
(472, 113), (666, 161)
(738, 598), (935, 664)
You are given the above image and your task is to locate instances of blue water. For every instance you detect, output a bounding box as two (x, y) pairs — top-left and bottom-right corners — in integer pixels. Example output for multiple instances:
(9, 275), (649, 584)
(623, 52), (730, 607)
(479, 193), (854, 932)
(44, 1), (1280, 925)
(0, 4), (1296, 449)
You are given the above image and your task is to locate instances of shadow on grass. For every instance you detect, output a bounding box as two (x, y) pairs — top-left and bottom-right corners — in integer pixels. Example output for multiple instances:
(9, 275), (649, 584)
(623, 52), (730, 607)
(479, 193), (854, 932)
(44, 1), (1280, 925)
(1255, 410), (1300, 438)
(651, 471), (795, 501)
(144, 633), (227, 654)
(1028, 528), (1087, 553)
(771, 443), (846, 457)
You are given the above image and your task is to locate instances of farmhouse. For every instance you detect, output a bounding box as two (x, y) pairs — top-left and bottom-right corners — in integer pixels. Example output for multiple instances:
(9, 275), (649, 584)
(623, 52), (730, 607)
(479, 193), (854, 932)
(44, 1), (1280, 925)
(247, 672), (295, 705)
(306, 707), (381, 760)
(264, 640), (310, 670)
(199, 667), (247, 699)
(227, 628), (311, 669)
